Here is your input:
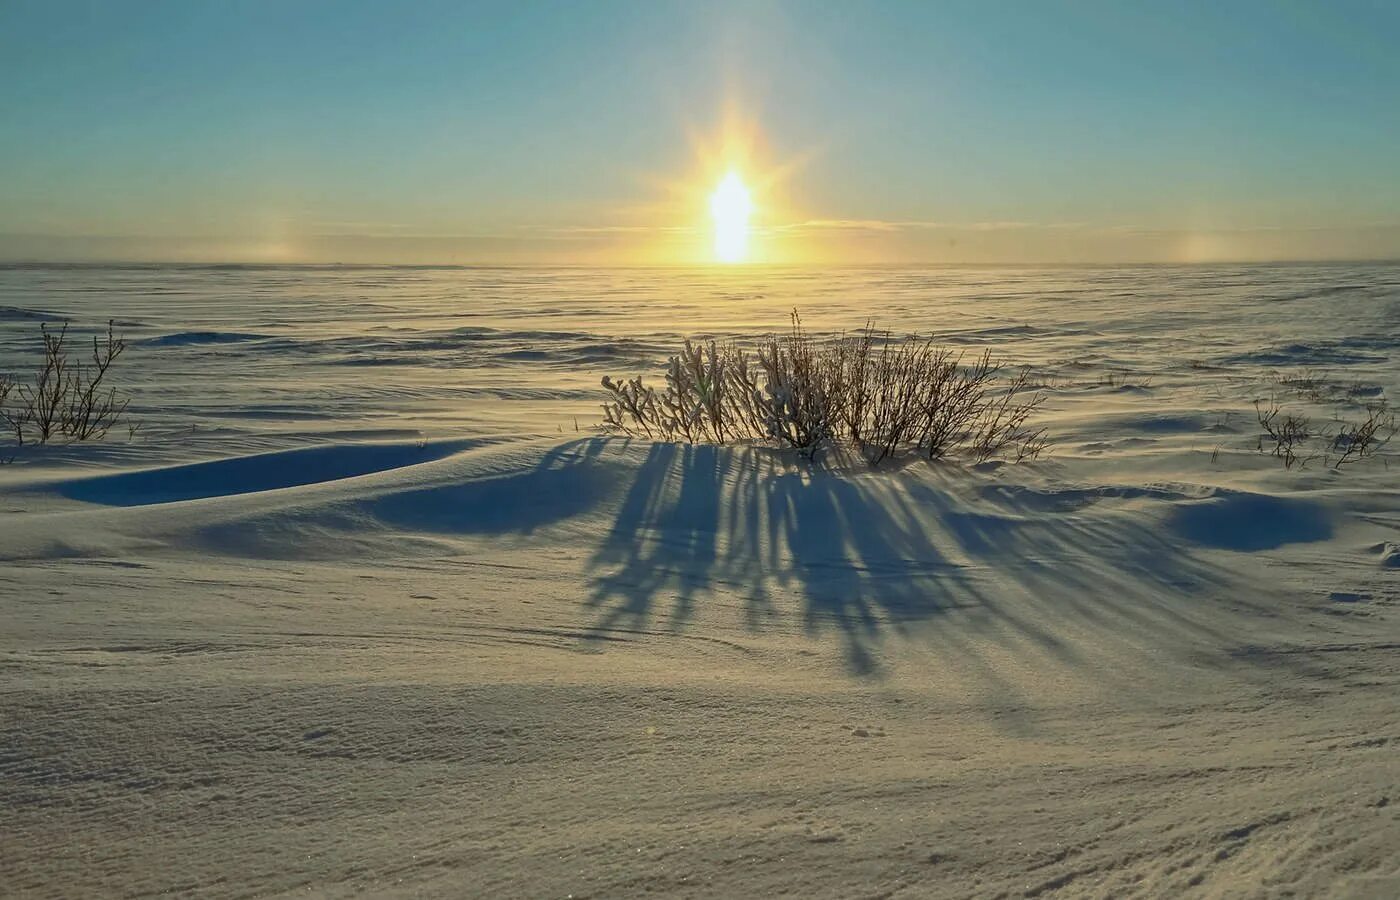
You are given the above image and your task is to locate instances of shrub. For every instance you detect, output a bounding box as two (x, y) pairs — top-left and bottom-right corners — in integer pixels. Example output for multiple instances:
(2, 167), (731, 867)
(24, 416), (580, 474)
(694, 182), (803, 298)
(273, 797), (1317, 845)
(1329, 403), (1396, 468)
(1275, 367), (1331, 400)
(1099, 369), (1153, 389)
(1254, 396), (1313, 469)
(751, 315), (839, 452)
(601, 312), (1048, 467)
(1252, 395), (1395, 470)
(1, 320), (129, 448)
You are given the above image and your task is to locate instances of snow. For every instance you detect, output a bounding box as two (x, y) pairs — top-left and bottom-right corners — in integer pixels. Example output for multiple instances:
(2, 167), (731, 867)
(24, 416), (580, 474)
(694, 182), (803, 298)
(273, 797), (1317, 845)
(2, 263), (1398, 897)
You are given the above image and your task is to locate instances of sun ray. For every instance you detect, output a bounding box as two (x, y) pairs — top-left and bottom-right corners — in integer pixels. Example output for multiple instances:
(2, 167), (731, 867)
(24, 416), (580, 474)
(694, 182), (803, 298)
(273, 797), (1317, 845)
(624, 101), (815, 263)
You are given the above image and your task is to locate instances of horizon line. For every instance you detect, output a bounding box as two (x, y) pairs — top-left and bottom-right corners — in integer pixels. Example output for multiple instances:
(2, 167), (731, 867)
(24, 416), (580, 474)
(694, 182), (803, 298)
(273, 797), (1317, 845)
(2, 258), (1400, 269)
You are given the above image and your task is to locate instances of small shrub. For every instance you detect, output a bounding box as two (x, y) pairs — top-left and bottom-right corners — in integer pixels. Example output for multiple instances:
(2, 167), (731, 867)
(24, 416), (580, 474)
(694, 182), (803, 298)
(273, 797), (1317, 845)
(751, 315), (839, 452)
(1252, 394), (1395, 471)
(1254, 396), (1313, 469)
(970, 366), (1050, 463)
(601, 312), (1048, 467)
(601, 374), (663, 439)
(1099, 369), (1153, 389)
(1, 320), (129, 448)
(1276, 367), (1331, 400)
(1328, 403), (1396, 468)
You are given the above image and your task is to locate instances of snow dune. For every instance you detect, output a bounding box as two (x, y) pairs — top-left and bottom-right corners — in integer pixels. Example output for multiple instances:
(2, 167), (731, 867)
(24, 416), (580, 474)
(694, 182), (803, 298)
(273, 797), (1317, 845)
(51, 438), (482, 506)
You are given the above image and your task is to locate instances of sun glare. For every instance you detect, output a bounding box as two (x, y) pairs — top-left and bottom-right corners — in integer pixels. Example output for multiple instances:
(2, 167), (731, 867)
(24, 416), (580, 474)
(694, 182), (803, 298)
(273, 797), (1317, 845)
(710, 171), (753, 263)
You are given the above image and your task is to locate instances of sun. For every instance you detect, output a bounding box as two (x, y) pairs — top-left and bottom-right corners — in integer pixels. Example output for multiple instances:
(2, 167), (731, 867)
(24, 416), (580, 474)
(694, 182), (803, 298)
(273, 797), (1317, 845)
(710, 171), (753, 263)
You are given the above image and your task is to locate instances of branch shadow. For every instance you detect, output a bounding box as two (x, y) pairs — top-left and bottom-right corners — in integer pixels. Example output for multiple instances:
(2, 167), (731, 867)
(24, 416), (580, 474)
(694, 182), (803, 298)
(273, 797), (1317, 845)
(581, 440), (1275, 689)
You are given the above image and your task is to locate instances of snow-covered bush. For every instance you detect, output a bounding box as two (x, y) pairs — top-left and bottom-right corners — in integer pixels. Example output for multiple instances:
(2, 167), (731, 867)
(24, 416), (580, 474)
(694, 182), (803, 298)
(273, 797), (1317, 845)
(601, 312), (1048, 466)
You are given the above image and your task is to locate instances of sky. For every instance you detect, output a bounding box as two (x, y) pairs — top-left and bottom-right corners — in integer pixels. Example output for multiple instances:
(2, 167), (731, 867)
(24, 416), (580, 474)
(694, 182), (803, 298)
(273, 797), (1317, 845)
(2, 0), (1398, 265)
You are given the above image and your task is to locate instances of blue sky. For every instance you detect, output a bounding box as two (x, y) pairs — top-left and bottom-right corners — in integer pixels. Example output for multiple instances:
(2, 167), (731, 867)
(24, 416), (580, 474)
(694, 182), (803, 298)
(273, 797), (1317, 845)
(2, 0), (1398, 263)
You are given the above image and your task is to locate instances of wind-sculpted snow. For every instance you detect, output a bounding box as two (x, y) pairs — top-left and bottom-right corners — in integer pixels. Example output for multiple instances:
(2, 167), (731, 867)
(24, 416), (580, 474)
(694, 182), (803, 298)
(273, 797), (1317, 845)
(0, 304), (67, 321)
(1221, 340), (1391, 367)
(139, 330), (275, 347)
(50, 438), (483, 505)
(1, 263), (1399, 898)
(1164, 490), (1334, 551)
(1, 263), (1395, 464)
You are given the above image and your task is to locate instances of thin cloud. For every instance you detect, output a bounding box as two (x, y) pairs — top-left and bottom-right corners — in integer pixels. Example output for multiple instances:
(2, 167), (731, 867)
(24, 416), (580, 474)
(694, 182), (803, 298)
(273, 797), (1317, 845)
(544, 224), (699, 236)
(772, 219), (1082, 235)
(1106, 222), (1400, 237)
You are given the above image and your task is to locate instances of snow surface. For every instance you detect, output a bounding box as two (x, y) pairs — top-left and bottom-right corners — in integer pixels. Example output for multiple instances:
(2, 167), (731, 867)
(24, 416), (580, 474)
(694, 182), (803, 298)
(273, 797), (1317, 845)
(2, 263), (1398, 897)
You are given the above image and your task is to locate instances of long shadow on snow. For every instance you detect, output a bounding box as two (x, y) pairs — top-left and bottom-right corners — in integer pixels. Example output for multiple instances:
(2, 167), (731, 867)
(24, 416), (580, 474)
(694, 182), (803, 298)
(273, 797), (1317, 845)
(583, 440), (1286, 682)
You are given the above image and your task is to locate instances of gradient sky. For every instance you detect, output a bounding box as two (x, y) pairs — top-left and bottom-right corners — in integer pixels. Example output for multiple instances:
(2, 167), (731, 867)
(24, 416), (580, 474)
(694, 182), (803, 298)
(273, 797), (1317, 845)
(2, 0), (1398, 264)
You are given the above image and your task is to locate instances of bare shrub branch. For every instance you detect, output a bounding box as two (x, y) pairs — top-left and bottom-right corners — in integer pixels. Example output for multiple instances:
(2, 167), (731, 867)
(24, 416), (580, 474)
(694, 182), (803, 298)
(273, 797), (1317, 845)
(1275, 367), (1331, 400)
(969, 367), (1049, 463)
(17, 321), (72, 444)
(1100, 369), (1153, 389)
(1329, 402), (1396, 468)
(1255, 396), (1315, 469)
(920, 349), (996, 460)
(601, 374), (663, 439)
(752, 312), (836, 454)
(1, 319), (131, 450)
(0, 373), (15, 445)
(1251, 392), (1394, 472)
(64, 320), (129, 441)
